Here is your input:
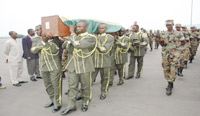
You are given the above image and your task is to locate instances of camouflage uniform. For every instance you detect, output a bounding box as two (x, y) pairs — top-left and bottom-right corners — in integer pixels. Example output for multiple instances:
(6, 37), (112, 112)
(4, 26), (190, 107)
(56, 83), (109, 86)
(182, 29), (191, 68)
(190, 31), (200, 60)
(154, 31), (160, 49)
(160, 30), (184, 82)
(148, 32), (154, 50)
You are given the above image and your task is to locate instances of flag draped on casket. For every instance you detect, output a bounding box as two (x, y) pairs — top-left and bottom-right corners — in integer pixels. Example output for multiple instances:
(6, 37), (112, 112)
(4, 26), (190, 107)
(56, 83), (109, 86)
(63, 19), (122, 34)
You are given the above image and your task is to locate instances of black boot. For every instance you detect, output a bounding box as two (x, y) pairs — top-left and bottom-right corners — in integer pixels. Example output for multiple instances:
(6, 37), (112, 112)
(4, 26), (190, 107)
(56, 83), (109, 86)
(178, 68), (183, 77)
(166, 82), (173, 96)
(179, 68), (183, 77)
(184, 61), (187, 69)
(189, 56), (193, 63)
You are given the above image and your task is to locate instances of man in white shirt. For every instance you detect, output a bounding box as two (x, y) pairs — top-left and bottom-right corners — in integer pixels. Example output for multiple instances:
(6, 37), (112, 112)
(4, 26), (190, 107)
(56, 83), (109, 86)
(4, 31), (28, 87)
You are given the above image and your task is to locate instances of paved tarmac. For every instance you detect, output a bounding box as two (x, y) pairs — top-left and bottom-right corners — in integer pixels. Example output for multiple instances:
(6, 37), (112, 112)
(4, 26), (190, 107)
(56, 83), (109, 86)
(0, 39), (200, 116)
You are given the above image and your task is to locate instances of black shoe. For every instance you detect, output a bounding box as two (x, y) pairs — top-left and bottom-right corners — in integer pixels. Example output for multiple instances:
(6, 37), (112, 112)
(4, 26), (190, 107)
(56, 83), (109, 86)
(75, 96), (82, 101)
(13, 83), (21, 87)
(166, 82), (173, 96)
(117, 81), (124, 86)
(65, 92), (68, 95)
(189, 56), (193, 63)
(125, 76), (133, 80)
(135, 74), (140, 79)
(62, 72), (66, 78)
(60, 109), (76, 115)
(30, 76), (37, 81)
(114, 71), (117, 75)
(184, 61), (187, 69)
(44, 102), (54, 108)
(178, 68), (183, 77)
(19, 81), (28, 83)
(100, 94), (106, 100)
(81, 105), (88, 112)
(36, 76), (42, 79)
(109, 83), (113, 87)
(52, 106), (61, 113)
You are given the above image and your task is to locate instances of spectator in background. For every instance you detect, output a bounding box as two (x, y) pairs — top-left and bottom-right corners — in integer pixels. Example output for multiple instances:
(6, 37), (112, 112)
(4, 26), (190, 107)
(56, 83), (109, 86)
(4, 31), (28, 87)
(22, 29), (42, 82)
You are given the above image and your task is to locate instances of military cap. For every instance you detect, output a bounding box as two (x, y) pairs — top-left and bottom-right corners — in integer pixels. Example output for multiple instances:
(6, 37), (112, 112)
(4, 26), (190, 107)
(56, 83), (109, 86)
(165, 20), (174, 25)
(181, 26), (187, 28)
(175, 24), (181, 27)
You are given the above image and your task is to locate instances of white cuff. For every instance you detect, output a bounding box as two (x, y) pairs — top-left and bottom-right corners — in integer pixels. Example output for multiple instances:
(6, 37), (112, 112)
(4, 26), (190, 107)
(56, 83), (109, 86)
(41, 41), (46, 45)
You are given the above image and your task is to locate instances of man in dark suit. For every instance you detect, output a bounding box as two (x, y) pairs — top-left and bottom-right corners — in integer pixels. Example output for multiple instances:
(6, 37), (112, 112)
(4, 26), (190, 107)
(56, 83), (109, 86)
(22, 29), (41, 81)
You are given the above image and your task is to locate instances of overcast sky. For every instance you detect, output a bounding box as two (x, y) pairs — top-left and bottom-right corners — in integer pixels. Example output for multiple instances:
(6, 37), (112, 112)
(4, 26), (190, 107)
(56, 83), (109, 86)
(0, 0), (199, 36)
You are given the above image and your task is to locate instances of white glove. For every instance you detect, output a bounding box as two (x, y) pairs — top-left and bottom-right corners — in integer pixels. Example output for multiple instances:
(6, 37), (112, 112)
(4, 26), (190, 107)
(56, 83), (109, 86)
(99, 47), (106, 52)
(73, 41), (80, 46)
(121, 43), (126, 46)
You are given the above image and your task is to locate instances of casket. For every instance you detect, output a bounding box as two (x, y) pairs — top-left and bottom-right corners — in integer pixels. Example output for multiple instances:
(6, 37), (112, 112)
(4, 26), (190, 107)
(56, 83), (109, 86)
(41, 15), (71, 37)
(41, 15), (122, 37)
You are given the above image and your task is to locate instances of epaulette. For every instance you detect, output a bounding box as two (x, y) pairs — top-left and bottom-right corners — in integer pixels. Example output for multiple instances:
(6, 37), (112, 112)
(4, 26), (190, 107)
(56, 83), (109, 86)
(107, 34), (114, 38)
(88, 34), (97, 38)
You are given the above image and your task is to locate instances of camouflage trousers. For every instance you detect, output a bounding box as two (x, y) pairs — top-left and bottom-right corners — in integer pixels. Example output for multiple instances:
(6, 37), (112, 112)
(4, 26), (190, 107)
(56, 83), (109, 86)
(179, 46), (190, 68)
(184, 48), (190, 62)
(191, 44), (198, 56)
(162, 53), (179, 82)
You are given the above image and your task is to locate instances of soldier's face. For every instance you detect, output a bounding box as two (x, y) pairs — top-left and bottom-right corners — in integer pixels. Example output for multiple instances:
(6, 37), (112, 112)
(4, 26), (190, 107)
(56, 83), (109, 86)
(98, 25), (107, 34)
(76, 22), (87, 34)
(119, 28), (125, 36)
(175, 27), (181, 31)
(35, 27), (42, 36)
(132, 26), (138, 32)
(182, 28), (187, 31)
(191, 28), (195, 32)
(166, 24), (173, 30)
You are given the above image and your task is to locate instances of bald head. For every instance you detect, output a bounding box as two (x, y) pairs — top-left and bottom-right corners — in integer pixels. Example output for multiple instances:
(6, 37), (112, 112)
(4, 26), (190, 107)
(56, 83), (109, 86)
(78, 20), (88, 26)
(9, 31), (18, 39)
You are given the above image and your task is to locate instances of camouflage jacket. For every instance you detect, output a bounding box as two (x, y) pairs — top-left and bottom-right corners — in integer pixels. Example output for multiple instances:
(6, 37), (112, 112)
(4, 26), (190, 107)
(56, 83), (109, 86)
(160, 30), (184, 58)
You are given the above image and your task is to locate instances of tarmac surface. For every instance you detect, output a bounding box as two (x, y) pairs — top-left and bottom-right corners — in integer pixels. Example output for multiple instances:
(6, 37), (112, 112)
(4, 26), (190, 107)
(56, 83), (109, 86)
(0, 39), (200, 116)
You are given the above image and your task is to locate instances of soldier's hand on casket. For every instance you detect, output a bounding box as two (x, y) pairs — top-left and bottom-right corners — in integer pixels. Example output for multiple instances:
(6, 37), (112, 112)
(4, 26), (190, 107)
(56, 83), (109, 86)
(46, 32), (53, 39)
(70, 25), (75, 33)
(73, 41), (80, 46)
(42, 33), (47, 43)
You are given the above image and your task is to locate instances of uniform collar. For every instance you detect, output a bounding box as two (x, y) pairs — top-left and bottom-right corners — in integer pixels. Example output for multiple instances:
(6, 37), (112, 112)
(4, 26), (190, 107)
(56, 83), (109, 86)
(78, 32), (88, 37)
(134, 32), (140, 34)
(118, 35), (125, 39)
(99, 33), (107, 37)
